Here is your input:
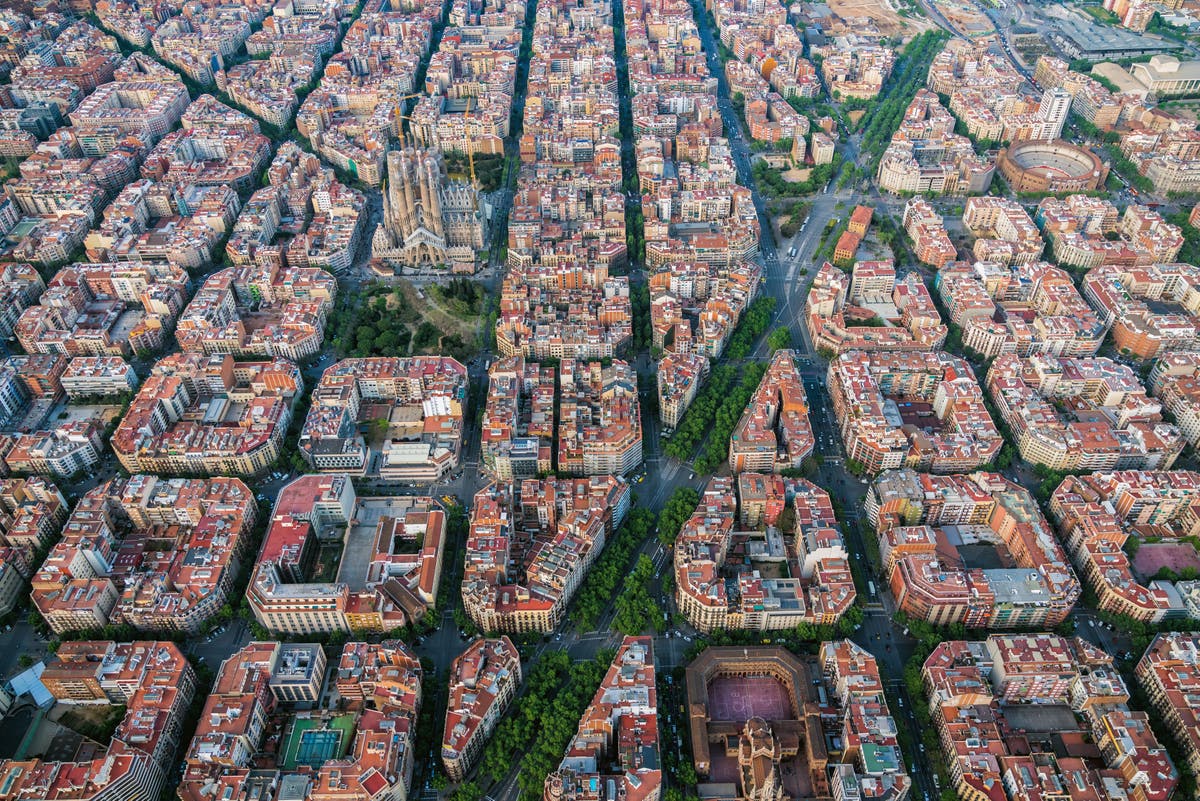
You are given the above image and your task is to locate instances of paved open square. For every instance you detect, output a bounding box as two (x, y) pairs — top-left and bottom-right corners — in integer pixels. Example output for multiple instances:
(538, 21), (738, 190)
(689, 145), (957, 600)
(1133, 542), (1200, 581)
(707, 674), (794, 722)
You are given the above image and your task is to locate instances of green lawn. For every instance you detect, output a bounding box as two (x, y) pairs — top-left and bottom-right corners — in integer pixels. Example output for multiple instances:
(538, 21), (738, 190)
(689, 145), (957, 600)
(330, 713), (356, 750)
(1080, 5), (1119, 24)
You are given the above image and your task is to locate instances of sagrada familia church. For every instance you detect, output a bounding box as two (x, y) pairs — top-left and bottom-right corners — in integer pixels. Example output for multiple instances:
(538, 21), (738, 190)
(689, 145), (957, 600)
(372, 144), (488, 271)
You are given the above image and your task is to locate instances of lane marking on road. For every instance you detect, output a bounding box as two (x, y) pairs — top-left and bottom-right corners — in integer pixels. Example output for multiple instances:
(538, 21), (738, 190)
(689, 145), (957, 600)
(660, 461), (680, 482)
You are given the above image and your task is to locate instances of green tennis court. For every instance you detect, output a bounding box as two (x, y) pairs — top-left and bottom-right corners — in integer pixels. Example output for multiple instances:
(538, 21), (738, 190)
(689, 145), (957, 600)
(295, 729), (341, 767)
(280, 715), (356, 769)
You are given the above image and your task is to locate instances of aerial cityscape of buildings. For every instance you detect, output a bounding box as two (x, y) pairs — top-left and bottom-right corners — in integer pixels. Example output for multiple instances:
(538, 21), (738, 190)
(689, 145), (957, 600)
(462, 475), (630, 633)
(829, 349), (1003, 474)
(673, 474), (856, 632)
(5, 1), (1200, 801)
(925, 634), (1178, 801)
(248, 472), (446, 635)
(868, 468), (1081, 629)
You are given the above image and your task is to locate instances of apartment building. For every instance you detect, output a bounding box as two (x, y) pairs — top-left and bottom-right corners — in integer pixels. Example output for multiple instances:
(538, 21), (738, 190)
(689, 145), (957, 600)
(818, 45), (895, 100)
(705, 0), (819, 119)
(926, 635), (1176, 801)
(60, 356), (139, 399)
(1150, 352), (1200, 447)
(1137, 633), (1200, 777)
(180, 640), (423, 801)
(151, 12), (251, 85)
(0, 640), (196, 801)
(0, 419), (106, 478)
(902, 198), (958, 268)
(410, 0), (520, 157)
(1114, 107), (1200, 194)
(1051, 471), (1200, 623)
(646, 261), (762, 359)
(729, 350), (815, 473)
(0, 551), (26, 619)
(877, 91), (994, 195)
(867, 469), (1080, 628)
(220, 53), (316, 128)
(295, 0), (441, 186)
(218, 0), (335, 127)
(0, 353), (67, 427)
(30, 475), (256, 635)
(931, 40), (1072, 144)
(675, 475), (856, 633)
(442, 636), (522, 782)
(544, 637), (660, 801)
(658, 352), (709, 429)
(177, 265), (337, 361)
(819, 640), (912, 801)
(1083, 261), (1200, 358)
(828, 350), (1002, 475)
(934, 260), (1105, 359)
(496, 261), (634, 361)
(481, 356), (555, 480)
(0, 476), (67, 615)
(462, 476), (630, 633)
(928, 39), (1022, 135)
(0, 207), (90, 266)
(299, 356), (467, 479)
(963, 197), (1044, 265)
(69, 79), (190, 152)
(0, 262), (44, 341)
(112, 353), (303, 477)
(15, 261), (188, 358)
(1038, 197), (1181, 270)
(987, 353), (1183, 471)
(9, 19), (121, 94)
(558, 360), (643, 476)
(0, 476), (68, 551)
(806, 261), (948, 355)
(501, 0), (632, 358)
(85, 178), (241, 271)
(141, 94), (272, 194)
(227, 142), (367, 273)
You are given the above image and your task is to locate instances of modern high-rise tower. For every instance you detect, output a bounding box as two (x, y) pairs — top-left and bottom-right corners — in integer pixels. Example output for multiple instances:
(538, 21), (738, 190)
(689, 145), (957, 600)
(1038, 87), (1071, 141)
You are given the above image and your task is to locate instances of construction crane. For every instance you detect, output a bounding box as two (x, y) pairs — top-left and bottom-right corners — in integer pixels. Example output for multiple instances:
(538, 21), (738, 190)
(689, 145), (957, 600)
(393, 93), (420, 135)
(396, 90), (481, 188)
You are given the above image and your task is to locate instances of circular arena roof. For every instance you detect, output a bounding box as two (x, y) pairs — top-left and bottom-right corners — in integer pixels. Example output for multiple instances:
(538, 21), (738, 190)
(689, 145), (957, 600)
(1006, 140), (1101, 179)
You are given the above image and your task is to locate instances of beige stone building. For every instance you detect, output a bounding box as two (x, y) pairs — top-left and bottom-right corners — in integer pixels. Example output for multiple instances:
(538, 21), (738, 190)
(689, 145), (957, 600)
(372, 145), (487, 271)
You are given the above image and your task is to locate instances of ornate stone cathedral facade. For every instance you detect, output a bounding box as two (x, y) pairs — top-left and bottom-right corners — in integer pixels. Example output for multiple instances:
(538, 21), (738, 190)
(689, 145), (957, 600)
(372, 145), (487, 270)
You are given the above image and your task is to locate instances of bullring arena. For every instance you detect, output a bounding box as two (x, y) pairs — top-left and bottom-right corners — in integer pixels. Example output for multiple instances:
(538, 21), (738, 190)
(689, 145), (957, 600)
(997, 139), (1109, 193)
(686, 647), (829, 799)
